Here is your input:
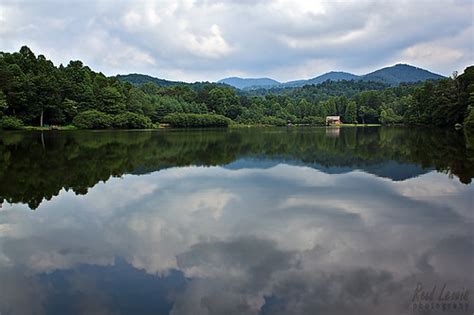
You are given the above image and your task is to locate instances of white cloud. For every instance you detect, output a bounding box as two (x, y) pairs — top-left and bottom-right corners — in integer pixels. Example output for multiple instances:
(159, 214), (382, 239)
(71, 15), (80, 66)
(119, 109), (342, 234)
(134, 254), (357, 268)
(186, 24), (233, 58)
(0, 0), (472, 84)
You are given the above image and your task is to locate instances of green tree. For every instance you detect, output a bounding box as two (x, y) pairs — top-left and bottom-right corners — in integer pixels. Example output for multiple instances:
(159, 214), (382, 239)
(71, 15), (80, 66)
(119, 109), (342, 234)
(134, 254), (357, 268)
(72, 110), (112, 129)
(0, 115), (23, 129)
(0, 91), (7, 116)
(60, 99), (79, 122)
(208, 88), (227, 115)
(380, 107), (402, 124)
(359, 106), (379, 124)
(314, 101), (329, 118)
(464, 107), (474, 130)
(112, 112), (153, 129)
(96, 86), (126, 114)
(344, 101), (357, 123)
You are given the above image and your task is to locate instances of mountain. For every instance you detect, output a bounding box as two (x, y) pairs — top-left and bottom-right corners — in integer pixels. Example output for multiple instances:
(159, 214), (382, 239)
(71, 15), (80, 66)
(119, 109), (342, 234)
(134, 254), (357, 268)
(284, 71), (359, 87)
(217, 77), (280, 89)
(218, 64), (444, 89)
(116, 73), (183, 87)
(117, 64), (444, 90)
(361, 64), (445, 85)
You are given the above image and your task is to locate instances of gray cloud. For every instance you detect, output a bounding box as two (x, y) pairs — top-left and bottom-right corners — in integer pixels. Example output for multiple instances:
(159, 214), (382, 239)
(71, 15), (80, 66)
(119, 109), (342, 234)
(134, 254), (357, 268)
(0, 0), (472, 82)
(1, 165), (473, 314)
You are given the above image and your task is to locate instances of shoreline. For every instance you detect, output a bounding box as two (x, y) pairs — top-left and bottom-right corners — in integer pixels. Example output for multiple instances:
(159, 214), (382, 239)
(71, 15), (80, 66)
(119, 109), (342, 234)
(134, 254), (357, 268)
(1, 123), (388, 131)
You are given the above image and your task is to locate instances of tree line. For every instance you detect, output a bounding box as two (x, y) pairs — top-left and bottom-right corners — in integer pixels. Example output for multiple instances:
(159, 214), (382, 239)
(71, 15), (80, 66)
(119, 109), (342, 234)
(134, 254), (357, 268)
(0, 46), (473, 129)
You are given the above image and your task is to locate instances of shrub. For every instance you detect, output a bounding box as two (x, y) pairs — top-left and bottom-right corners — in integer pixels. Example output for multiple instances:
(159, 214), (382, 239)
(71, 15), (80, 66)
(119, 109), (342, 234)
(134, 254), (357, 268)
(112, 112), (153, 129)
(297, 116), (325, 125)
(162, 113), (230, 128)
(261, 116), (286, 126)
(72, 110), (112, 129)
(0, 116), (24, 130)
(380, 108), (403, 125)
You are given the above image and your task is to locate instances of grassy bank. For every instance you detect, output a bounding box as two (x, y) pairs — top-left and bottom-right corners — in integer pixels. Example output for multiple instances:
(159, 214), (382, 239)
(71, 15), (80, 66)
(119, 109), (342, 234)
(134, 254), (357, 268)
(339, 123), (382, 127)
(2, 123), (385, 131)
(21, 125), (78, 131)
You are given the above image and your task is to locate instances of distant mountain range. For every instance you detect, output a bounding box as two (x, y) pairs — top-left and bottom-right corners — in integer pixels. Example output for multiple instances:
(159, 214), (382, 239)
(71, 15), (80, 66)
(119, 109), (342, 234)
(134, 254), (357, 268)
(283, 71), (360, 87)
(116, 73), (183, 87)
(216, 77), (281, 89)
(116, 64), (445, 90)
(219, 64), (445, 89)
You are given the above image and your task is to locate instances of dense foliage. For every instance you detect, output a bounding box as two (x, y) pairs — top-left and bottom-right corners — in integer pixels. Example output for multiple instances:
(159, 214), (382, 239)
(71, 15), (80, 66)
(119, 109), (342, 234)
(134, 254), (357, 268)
(162, 113), (230, 128)
(112, 112), (153, 129)
(0, 115), (24, 130)
(465, 108), (474, 130)
(0, 46), (472, 129)
(115, 74), (182, 87)
(72, 110), (112, 129)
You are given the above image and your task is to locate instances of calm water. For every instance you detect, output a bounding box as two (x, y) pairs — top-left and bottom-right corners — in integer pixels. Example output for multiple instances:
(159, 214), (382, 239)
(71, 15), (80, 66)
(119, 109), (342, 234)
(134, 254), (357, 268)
(0, 127), (473, 315)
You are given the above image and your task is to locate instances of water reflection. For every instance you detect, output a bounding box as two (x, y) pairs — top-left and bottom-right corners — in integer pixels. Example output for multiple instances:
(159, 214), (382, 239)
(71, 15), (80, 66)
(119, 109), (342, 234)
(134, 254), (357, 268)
(0, 127), (473, 314)
(0, 127), (473, 210)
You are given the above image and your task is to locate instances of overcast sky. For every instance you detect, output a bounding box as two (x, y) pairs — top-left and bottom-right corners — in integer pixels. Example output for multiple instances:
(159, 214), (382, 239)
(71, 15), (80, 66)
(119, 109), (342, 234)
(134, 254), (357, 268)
(0, 0), (473, 82)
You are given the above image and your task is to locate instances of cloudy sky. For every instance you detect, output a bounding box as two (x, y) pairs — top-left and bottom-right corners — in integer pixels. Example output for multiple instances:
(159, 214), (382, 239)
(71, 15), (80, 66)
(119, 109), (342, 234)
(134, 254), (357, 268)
(0, 0), (473, 82)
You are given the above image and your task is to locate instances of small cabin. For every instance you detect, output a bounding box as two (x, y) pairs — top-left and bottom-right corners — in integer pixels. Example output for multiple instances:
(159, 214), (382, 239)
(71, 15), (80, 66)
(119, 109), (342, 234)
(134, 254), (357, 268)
(326, 116), (341, 125)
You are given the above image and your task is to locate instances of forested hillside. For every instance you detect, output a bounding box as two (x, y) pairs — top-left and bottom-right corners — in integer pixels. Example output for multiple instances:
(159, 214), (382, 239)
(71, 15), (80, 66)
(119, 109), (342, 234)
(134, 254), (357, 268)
(115, 74), (183, 87)
(218, 64), (444, 89)
(361, 64), (445, 85)
(0, 46), (473, 129)
(218, 77), (280, 89)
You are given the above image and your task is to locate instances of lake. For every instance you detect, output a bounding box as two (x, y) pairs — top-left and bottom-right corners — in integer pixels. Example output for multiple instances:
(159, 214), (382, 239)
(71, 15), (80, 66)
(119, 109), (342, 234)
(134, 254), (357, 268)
(0, 127), (473, 315)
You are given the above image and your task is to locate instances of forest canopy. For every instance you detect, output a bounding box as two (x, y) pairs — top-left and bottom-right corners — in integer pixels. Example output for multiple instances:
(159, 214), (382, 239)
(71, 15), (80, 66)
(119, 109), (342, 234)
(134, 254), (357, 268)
(0, 46), (473, 129)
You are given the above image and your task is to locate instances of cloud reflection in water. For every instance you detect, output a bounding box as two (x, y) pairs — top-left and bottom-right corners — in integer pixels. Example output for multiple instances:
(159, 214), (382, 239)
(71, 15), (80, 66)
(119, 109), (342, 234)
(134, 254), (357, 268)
(0, 164), (473, 314)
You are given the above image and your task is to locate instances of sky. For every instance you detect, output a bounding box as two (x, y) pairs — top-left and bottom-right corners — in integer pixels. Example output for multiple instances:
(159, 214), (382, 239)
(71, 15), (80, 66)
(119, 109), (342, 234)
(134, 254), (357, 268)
(0, 0), (473, 82)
